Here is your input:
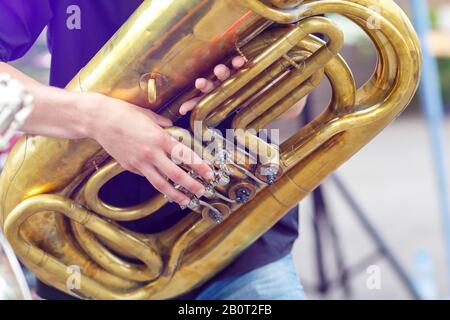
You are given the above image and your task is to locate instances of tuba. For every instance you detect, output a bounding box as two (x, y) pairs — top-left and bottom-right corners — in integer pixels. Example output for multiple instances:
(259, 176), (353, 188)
(0, 0), (421, 299)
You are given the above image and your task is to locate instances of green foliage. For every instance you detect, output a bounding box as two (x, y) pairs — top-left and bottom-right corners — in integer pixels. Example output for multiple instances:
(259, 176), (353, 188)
(430, 8), (438, 29)
(437, 58), (450, 110)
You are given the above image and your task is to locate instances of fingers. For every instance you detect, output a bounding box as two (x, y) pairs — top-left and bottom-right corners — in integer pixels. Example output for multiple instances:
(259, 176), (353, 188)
(165, 138), (214, 181)
(141, 164), (191, 206)
(195, 57), (246, 94)
(137, 108), (173, 127)
(124, 166), (142, 176)
(232, 56), (246, 69)
(185, 158), (215, 182)
(214, 64), (231, 81)
(195, 78), (215, 94)
(179, 77), (216, 114)
(155, 156), (206, 198)
(179, 56), (247, 115)
(150, 112), (173, 127)
(179, 97), (202, 115)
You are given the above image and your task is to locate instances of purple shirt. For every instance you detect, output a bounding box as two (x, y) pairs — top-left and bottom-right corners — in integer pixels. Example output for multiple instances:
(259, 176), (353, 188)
(0, 0), (299, 299)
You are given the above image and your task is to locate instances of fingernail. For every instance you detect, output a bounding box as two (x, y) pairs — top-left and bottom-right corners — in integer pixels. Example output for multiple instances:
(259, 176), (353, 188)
(205, 171), (215, 181)
(215, 64), (226, 74)
(196, 188), (206, 198)
(179, 103), (186, 115)
(195, 78), (206, 89)
(180, 199), (190, 206)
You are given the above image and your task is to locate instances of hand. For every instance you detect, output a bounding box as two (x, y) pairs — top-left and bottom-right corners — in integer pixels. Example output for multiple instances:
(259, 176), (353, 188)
(88, 93), (214, 206)
(180, 56), (308, 121)
(179, 57), (246, 115)
(82, 57), (246, 206)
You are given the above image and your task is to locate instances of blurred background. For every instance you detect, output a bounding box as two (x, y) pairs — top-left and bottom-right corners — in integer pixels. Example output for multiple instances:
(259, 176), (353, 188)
(1, 0), (450, 300)
(292, 0), (450, 300)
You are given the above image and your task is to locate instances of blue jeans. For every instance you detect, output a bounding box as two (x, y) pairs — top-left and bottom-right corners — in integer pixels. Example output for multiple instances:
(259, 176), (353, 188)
(195, 254), (305, 300)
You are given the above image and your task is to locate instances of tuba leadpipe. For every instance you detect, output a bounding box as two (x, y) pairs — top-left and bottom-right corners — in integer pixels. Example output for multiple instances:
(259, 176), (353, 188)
(0, 0), (421, 299)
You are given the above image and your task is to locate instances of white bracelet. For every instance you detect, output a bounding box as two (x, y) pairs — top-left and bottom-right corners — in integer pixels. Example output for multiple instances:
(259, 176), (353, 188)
(0, 73), (34, 150)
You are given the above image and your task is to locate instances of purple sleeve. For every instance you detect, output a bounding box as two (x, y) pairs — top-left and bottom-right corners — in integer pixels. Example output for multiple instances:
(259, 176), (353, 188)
(0, 0), (52, 62)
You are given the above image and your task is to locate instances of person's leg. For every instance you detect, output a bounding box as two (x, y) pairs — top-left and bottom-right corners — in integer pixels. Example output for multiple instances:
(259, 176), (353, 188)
(195, 254), (305, 300)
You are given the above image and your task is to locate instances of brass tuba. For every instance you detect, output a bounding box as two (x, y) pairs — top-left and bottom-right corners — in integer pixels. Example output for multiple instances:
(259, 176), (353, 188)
(0, 0), (421, 299)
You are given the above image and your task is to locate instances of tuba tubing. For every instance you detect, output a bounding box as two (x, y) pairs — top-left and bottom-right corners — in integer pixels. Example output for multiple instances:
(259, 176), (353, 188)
(0, 0), (421, 299)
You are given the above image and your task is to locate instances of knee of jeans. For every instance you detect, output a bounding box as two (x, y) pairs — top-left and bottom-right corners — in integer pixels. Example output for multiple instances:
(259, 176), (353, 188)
(196, 254), (305, 300)
(226, 277), (305, 300)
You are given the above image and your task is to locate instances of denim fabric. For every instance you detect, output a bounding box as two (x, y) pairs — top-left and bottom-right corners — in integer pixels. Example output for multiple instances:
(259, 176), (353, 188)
(195, 254), (305, 300)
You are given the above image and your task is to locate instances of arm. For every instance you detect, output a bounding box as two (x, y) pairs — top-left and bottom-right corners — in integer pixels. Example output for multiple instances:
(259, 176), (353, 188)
(0, 62), (94, 140)
(0, 62), (214, 206)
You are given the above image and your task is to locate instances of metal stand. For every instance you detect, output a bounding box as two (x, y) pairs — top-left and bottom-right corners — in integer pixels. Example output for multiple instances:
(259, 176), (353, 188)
(410, 0), (450, 295)
(0, 231), (32, 300)
(307, 176), (421, 299)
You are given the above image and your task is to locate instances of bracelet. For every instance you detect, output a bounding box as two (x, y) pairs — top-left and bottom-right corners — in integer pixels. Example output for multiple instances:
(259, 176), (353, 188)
(0, 73), (34, 150)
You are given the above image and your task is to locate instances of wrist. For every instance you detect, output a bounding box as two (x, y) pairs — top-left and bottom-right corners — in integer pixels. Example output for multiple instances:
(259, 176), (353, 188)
(76, 92), (106, 140)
